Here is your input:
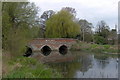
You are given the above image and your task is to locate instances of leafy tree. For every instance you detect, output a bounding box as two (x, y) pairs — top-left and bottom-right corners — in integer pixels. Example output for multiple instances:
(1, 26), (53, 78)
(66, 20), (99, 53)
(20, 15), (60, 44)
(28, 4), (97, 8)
(2, 2), (41, 56)
(45, 10), (80, 38)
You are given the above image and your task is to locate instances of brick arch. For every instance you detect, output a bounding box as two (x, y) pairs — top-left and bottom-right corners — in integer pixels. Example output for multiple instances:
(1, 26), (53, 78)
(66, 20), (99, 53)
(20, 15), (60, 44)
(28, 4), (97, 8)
(40, 45), (52, 50)
(40, 45), (52, 56)
(59, 44), (68, 55)
(26, 45), (34, 51)
(58, 44), (68, 49)
(23, 46), (33, 57)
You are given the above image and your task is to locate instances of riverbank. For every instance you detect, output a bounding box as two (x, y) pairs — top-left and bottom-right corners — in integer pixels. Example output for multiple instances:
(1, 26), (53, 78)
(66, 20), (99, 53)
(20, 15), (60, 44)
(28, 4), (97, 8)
(2, 51), (62, 78)
(71, 41), (118, 54)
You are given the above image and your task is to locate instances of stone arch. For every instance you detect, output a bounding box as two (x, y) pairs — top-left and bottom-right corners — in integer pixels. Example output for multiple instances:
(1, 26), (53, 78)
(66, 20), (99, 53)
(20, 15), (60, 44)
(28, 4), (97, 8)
(59, 45), (68, 55)
(23, 46), (33, 57)
(41, 45), (52, 56)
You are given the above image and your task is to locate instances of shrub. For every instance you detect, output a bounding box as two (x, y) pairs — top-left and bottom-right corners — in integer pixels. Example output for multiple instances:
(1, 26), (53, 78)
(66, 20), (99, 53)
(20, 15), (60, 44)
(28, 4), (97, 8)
(103, 45), (110, 49)
(94, 36), (106, 44)
(90, 44), (98, 49)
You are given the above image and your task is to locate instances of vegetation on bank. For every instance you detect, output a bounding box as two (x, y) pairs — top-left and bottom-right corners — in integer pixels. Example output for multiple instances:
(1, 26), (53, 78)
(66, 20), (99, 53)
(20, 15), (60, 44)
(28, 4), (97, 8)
(3, 56), (62, 78)
(71, 41), (118, 54)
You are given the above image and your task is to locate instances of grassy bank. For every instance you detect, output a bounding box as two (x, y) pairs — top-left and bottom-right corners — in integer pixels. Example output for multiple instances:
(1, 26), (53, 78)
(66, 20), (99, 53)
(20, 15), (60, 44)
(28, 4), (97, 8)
(71, 41), (118, 54)
(2, 52), (62, 78)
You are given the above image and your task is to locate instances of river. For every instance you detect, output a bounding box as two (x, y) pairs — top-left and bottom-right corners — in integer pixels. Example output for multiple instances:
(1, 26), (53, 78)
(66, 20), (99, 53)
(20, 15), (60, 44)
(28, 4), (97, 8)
(33, 51), (118, 78)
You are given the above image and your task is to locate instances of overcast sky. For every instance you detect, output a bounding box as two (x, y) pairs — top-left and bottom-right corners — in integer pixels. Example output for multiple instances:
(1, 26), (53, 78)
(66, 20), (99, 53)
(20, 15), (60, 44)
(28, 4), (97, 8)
(30, 0), (119, 29)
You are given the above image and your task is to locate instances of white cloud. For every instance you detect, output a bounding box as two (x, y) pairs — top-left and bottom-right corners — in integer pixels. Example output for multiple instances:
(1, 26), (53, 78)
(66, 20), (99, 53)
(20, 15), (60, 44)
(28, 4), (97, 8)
(30, 0), (119, 29)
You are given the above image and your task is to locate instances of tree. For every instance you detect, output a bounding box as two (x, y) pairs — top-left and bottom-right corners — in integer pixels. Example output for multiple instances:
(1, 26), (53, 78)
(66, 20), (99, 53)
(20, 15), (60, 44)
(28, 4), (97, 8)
(45, 10), (80, 38)
(96, 20), (110, 36)
(94, 20), (110, 44)
(2, 2), (41, 56)
(40, 10), (55, 28)
(108, 26), (117, 45)
(41, 10), (55, 21)
(94, 34), (106, 44)
(78, 19), (93, 42)
(40, 10), (55, 37)
(62, 7), (76, 17)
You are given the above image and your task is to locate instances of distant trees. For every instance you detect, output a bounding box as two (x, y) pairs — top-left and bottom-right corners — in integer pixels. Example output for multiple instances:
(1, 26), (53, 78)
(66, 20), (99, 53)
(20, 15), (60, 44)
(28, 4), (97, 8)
(2, 2), (41, 56)
(45, 9), (80, 38)
(108, 26), (117, 45)
(78, 19), (93, 42)
(40, 10), (55, 28)
(40, 10), (55, 37)
(94, 20), (110, 44)
(77, 19), (117, 45)
(41, 8), (117, 45)
(40, 8), (118, 45)
(95, 20), (110, 37)
(41, 10), (55, 21)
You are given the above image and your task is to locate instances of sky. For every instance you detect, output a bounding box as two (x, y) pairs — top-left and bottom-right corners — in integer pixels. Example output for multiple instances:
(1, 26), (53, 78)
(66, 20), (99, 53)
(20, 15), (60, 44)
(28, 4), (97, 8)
(30, 0), (119, 30)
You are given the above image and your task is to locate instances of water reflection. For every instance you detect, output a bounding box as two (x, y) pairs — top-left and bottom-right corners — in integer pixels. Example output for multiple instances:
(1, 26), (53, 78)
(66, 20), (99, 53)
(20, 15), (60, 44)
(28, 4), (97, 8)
(33, 51), (74, 63)
(32, 51), (118, 78)
(94, 54), (110, 69)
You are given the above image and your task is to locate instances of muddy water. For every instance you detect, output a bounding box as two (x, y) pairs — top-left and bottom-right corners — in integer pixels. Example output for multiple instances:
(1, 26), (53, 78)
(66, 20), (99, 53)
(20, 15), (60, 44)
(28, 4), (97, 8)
(33, 51), (118, 78)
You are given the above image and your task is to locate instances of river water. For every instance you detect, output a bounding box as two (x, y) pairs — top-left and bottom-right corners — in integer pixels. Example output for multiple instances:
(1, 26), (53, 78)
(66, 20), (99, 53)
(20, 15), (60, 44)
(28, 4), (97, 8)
(33, 51), (118, 78)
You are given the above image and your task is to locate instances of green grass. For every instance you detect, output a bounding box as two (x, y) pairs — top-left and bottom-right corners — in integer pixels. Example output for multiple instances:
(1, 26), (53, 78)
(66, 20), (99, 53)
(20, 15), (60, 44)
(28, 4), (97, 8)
(3, 57), (62, 78)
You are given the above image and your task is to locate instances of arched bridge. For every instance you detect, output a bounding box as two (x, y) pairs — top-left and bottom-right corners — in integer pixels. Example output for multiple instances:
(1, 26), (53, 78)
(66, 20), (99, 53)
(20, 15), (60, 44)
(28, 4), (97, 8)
(27, 38), (77, 52)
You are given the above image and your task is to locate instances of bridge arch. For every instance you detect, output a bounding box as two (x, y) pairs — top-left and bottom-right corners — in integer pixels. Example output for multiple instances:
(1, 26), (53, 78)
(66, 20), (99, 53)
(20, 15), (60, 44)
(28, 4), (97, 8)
(41, 45), (52, 56)
(23, 46), (33, 57)
(59, 44), (68, 55)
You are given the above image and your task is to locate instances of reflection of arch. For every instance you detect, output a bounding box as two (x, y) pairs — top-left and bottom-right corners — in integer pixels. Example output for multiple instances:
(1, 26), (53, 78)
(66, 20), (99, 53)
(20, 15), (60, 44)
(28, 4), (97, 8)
(23, 47), (33, 57)
(41, 45), (51, 56)
(59, 45), (68, 55)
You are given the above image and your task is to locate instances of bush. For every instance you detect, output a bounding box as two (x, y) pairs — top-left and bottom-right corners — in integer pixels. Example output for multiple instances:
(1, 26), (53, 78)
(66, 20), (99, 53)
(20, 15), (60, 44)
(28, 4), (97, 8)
(103, 45), (110, 49)
(90, 44), (98, 49)
(94, 35), (106, 44)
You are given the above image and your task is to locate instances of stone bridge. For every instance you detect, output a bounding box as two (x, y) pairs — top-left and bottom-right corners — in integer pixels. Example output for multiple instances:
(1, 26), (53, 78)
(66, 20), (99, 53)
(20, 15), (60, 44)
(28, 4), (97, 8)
(27, 38), (77, 51)
(24, 38), (77, 57)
